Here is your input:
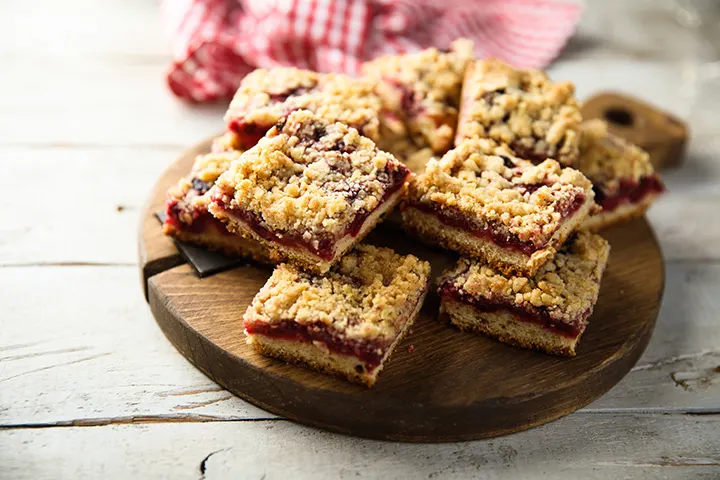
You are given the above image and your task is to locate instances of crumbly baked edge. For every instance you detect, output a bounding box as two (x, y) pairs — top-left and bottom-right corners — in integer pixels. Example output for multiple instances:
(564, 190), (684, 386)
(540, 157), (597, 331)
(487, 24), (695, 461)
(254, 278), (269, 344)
(577, 119), (655, 182)
(401, 197), (595, 276)
(211, 131), (244, 153)
(582, 193), (659, 231)
(163, 224), (272, 264)
(440, 298), (581, 356)
(407, 141), (595, 247)
(246, 284), (428, 387)
(210, 187), (405, 274)
(224, 69), (382, 142)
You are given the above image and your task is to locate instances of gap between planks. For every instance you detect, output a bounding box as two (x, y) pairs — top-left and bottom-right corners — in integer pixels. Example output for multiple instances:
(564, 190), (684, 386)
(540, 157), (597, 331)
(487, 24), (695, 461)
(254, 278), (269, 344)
(0, 262), (137, 268)
(1, 409), (718, 431)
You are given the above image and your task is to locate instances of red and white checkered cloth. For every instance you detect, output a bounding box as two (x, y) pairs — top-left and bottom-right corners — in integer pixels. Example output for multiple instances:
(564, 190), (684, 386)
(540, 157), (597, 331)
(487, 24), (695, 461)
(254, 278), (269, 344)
(161, 0), (582, 103)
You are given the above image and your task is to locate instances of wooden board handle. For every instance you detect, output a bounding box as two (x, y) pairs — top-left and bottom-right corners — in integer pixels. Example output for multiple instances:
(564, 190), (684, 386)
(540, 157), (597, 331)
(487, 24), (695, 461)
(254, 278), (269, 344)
(581, 92), (688, 170)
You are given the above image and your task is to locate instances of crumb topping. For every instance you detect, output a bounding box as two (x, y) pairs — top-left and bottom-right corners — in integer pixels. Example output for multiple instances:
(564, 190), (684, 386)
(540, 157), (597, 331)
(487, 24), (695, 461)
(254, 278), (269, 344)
(407, 139), (593, 244)
(212, 110), (409, 240)
(578, 120), (656, 190)
(211, 131), (244, 153)
(440, 232), (610, 324)
(167, 150), (243, 225)
(456, 59), (581, 165)
(244, 245), (431, 342)
(363, 39), (474, 153)
(224, 68), (382, 140)
(378, 133), (436, 174)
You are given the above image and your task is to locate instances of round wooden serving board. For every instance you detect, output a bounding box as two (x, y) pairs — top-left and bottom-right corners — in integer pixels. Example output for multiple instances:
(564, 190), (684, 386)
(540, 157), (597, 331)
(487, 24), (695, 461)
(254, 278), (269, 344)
(139, 137), (664, 442)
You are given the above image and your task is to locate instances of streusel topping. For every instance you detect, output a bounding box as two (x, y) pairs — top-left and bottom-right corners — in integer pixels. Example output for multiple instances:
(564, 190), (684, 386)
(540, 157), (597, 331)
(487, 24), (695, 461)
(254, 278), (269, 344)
(407, 139), (593, 244)
(456, 59), (582, 165)
(577, 120), (655, 188)
(224, 68), (382, 140)
(225, 67), (320, 116)
(439, 232), (610, 324)
(211, 131), (244, 153)
(212, 110), (409, 239)
(167, 150), (243, 225)
(378, 133), (436, 174)
(363, 39), (474, 153)
(244, 245), (431, 341)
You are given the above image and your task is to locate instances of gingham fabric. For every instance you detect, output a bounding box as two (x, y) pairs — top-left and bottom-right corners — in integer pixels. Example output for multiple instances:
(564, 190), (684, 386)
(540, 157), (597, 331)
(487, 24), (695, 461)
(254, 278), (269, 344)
(161, 0), (582, 103)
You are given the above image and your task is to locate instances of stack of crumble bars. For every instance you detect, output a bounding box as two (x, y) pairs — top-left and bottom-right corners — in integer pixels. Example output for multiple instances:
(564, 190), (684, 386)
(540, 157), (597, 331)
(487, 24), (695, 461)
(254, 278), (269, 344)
(162, 42), (664, 385)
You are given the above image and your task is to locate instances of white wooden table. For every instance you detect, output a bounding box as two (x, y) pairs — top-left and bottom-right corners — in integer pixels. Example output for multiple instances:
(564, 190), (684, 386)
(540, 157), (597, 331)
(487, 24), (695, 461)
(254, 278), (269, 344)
(1, 1), (719, 478)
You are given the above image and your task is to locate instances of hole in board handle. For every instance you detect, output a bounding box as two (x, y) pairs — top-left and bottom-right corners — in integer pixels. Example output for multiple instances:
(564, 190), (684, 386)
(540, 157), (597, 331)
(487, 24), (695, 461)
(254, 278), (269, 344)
(604, 107), (634, 127)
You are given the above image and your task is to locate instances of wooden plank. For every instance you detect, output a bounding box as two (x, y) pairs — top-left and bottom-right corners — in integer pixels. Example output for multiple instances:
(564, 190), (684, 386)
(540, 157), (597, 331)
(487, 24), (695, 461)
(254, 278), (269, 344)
(0, 266), (271, 425)
(1, 263), (718, 427)
(0, 147), (180, 266)
(648, 196), (720, 262)
(550, 59), (689, 119)
(551, 57), (719, 140)
(568, 0), (716, 66)
(2, 415), (719, 479)
(655, 136), (720, 195)
(0, 0), (167, 57)
(588, 263), (720, 411)
(0, 59), (225, 148)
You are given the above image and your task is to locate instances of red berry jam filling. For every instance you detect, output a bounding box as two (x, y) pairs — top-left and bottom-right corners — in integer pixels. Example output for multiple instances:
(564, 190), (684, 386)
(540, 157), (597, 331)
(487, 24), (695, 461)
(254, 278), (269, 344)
(381, 109), (402, 125)
(407, 188), (586, 255)
(509, 140), (553, 165)
(213, 166), (409, 260)
(165, 199), (231, 236)
(245, 319), (389, 371)
(191, 178), (212, 195)
(385, 78), (427, 117)
(227, 85), (320, 148)
(439, 283), (587, 338)
(245, 281), (427, 371)
(268, 86), (314, 103)
(227, 119), (271, 150)
(594, 174), (665, 212)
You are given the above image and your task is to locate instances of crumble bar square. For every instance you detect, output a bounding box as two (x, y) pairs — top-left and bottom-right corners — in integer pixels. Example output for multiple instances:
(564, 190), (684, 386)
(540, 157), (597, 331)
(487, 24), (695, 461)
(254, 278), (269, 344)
(363, 39), (474, 155)
(224, 67), (382, 148)
(402, 139), (595, 276)
(577, 120), (665, 231)
(209, 110), (410, 274)
(456, 59), (582, 166)
(243, 245), (431, 386)
(163, 148), (271, 262)
(438, 232), (610, 356)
